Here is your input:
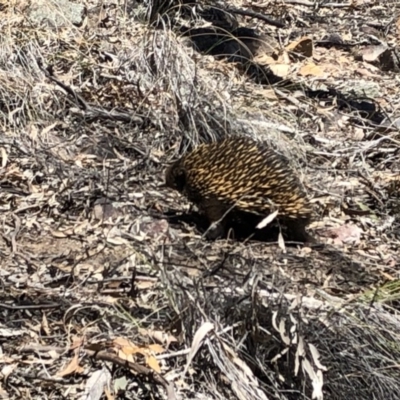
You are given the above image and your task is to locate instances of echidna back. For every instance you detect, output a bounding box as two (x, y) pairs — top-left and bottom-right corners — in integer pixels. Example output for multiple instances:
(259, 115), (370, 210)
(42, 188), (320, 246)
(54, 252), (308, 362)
(175, 136), (312, 222)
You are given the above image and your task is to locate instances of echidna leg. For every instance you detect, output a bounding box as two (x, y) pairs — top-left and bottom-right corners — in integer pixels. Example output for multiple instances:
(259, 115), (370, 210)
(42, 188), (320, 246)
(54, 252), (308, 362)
(201, 198), (229, 240)
(285, 218), (313, 243)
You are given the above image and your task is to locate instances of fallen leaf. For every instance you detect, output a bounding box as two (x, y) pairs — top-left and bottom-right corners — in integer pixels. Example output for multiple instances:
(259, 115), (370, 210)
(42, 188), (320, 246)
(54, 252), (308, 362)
(0, 147), (7, 167)
(138, 328), (178, 347)
(321, 224), (362, 245)
(50, 229), (70, 238)
(113, 338), (165, 373)
(41, 313), (51, 336)
(1, 363), (17, 380)
(299, 63), (325, 77)
(360, 45), (388, 62)
(83, 367), (112, 400)
(113, 338), (132, 348)
(70, 336), (84, 351)
(0, 383), (9, 400)
(104, 386), (115, 400)
(286, 37), (313, 58)
(40, 122), (58, 137)
(146, 355), (161, 373)
(56, 352), (84, 377)
(269, 63), (290, 77)
(256, 210), (278, 229)
(253, 54), (276, 65)
(278, 232), (286, 251)
(302, 358), (324, 400)
(308, 343), (327, 371)
(114, 376), (128, 392)
(148, 344), (165, 354)
(183, 322), (214, 377)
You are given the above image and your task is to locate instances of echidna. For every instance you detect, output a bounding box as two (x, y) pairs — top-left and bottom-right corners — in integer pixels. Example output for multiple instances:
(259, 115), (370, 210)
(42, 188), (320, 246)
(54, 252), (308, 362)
(165, 136), (313, 241)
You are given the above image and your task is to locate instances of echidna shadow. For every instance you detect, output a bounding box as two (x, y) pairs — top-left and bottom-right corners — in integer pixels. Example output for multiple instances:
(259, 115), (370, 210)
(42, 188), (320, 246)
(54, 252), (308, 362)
(165, 136), (313, 243)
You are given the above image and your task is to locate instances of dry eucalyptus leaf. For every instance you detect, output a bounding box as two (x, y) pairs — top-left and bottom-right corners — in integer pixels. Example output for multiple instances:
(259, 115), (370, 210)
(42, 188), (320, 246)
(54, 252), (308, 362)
(114, 376), (128, 393)
(0, 147), (7, 167)
(138, 328), (178, 346)
(82, 368), (112, 400)
(278, 231), (286, 251)
(286, 37), (313, 58)
(302, 358), (324, 400)
(309, 343), (327, 371)
(360, 45), (388, 62)
(183, 322), (214, 377)
(50, 229), (69, 238)
(269, 63), (290, 78)
(253, 54), (276, 65)
(279, 319), (290, 345)
(299, 63), (325, 77)
(146, 355), (161, 373)
(256, 210), (278, 229)
(56, 352), (84, 377)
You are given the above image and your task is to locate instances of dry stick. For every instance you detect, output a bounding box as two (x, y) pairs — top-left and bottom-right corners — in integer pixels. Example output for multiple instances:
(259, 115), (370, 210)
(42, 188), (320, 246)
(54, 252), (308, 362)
(318, 2), (352, 7)
(226, 7), (285, 28)
(38, 61), (88, 110)
(37, 60), (143, 124)
(260, 0), (352, 7)
(275, 0), (315, 5)
(0, 302), (60, 310)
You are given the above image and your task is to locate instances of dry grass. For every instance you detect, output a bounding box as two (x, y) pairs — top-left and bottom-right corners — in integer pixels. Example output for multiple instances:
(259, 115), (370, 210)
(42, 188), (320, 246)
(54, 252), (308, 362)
(1, 0), (400, 399)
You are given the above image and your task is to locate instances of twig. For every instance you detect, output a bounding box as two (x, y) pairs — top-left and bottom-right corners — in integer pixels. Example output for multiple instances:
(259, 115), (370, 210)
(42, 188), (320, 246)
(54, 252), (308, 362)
(0, 302), (60, 310)
(227, 7), (285, 28)
(260, 0), (352, 7)
(38, 60), (144, 124)
(38, 61), (88, 110)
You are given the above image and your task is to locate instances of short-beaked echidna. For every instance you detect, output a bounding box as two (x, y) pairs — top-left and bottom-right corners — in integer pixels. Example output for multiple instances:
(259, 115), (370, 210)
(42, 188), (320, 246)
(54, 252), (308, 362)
(165, 136), (313, 241)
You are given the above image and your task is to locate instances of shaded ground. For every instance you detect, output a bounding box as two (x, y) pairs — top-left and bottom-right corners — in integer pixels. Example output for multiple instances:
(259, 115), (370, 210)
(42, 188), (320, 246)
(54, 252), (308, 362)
(1, 0), (400, 399)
